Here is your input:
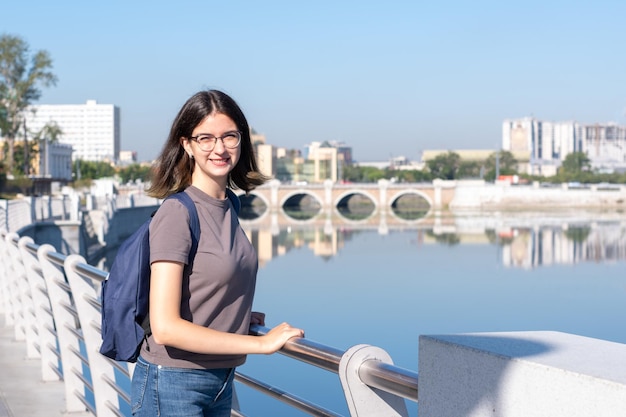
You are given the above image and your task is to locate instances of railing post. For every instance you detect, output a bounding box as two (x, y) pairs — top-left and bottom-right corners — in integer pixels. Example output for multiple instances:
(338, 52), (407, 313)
(0, 230), (12, 320)
(18, 237), (61, 381)
(324, 179), (334, 211)
(65, 254), (126, 417)
(68, 193), (79, 221)
(339, 344), (409, 416)
(15, 236), (41, 359)
(0, 199), (8, 232)
(28, 196), (37, 225)
(85, 193), (94, 211)
(45, 195), (52, 220)
(4, 232), (26, 341)
(378, 179), (389, 209)
(37, 244), (89, 413)
(269, 178), (280, 212)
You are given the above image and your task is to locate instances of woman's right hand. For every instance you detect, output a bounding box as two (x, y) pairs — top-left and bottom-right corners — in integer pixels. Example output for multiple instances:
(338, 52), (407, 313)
(261, 322), (304, 354)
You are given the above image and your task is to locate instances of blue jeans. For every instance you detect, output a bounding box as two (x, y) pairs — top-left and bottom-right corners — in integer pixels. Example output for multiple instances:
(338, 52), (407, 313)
(131, 356), (234, 416)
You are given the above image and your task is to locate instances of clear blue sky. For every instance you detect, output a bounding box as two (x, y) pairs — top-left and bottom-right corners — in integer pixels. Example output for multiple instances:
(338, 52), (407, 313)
(3, 0), (625, 162)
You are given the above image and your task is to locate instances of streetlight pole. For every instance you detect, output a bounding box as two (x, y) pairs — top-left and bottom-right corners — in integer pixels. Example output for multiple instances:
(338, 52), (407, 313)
(495, 149), (500, 180)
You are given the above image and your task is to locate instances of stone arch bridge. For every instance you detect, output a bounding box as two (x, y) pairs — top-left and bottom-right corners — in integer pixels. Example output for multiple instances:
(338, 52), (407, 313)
(235, 179), (457, 212)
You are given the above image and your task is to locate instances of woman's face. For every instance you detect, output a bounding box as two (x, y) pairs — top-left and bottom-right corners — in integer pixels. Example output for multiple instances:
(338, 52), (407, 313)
(183, 112), (241, 188)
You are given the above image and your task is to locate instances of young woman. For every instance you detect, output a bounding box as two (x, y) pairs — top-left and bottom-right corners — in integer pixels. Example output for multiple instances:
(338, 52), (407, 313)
(131, 90), (304, 416)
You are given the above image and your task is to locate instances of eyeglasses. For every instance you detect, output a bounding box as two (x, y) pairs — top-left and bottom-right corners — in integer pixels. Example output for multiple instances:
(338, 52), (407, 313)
(189, 131), (242, 151)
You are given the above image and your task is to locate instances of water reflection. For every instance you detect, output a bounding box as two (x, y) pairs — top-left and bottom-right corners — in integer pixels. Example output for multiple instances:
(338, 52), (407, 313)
(240, 209), (626, 270)
(91, 209), (626, 272)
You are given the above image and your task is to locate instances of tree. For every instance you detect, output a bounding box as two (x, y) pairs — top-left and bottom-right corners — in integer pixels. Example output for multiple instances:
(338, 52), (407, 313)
(484, 150), (518, 180)
(73, 160), (115, 180)
(33, 120), (63, 143)
(118, 163), (152, 184)
(0, 34), (57, 174)
(458, 160), (482, 179)
(6, 139), (37, 176)
(32, 121), (63, 177)
(560, 151), (591, 175)
(0, 160), (5, 193)
(427, 151), (461, 180)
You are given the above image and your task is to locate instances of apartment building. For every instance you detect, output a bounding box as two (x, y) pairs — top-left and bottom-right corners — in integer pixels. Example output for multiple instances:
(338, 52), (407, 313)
(503, 118), (626, 174)
(24, 100), (120, 162)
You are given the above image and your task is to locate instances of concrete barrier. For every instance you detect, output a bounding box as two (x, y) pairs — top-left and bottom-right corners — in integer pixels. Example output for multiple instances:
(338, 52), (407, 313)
(419, 331), (626, 417)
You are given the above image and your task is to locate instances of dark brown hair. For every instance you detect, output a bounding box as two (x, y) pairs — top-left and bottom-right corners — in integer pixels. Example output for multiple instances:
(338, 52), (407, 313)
(147, 90), (267, 198)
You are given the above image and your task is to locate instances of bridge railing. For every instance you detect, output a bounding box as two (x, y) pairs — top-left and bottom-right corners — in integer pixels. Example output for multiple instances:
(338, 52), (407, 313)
(1, 193), (161, 235)
(0, 229), (418, 417)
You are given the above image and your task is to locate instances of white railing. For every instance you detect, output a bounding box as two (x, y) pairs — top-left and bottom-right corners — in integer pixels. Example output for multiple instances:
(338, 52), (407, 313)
(0, 230), (417, 417)
(0, 193), (161, 234)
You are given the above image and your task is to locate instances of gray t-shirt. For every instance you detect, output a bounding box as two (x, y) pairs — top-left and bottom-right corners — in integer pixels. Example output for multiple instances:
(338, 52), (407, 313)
(140, 186), (258, 369)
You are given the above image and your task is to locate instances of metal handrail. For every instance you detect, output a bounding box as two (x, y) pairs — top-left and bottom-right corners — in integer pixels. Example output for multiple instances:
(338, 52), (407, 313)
(235, 372), (344, 417)
(249, 324), (419, 402)
(359, 360), (418, 400)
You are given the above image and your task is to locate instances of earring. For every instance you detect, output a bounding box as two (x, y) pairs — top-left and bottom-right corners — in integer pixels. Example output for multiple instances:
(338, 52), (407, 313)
(189, 153), (194, 160)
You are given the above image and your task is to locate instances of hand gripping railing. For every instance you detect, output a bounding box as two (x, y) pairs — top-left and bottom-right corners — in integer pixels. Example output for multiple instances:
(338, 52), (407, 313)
(247, 325), (418, 416)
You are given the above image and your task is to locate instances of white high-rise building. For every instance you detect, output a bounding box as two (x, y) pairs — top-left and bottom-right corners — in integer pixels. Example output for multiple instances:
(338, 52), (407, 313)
(24, 100), (120, 162)
(503, 118), (626, 174)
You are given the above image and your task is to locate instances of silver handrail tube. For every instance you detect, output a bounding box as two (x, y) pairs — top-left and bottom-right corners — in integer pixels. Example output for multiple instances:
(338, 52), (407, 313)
(359, 360), (418, 401)
(249, 324), (418, 402)
(235, 371), (343, 417)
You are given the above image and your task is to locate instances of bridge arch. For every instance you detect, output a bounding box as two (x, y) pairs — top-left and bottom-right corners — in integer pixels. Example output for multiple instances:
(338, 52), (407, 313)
(334, 190), (378, 210)
(237, 190), (270, 209)
(387, 189), (433, 209)
(279, 190), (324, 211)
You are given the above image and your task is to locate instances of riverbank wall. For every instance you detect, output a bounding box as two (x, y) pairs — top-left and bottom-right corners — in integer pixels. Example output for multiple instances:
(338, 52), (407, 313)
(449, 181), (626, 210)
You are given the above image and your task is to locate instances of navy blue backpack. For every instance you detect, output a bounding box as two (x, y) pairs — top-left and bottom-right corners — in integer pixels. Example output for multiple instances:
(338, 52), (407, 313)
(99, 189), (240, 362)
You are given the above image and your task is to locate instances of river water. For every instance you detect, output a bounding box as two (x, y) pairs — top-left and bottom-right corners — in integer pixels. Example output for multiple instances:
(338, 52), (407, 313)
(232, 208), (626, 416)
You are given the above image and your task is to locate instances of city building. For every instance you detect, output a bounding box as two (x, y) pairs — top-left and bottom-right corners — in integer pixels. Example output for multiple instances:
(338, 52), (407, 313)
(251, 130), (276, 179)
(254, 138), (354, 184)
(32, 140), (73, 194)
(24, 100), (121, 163)
(37, 141), (73, 181)
(118, 150), (138, 165)
(502, 118), (626, 175)
(303, 141), (353, 183)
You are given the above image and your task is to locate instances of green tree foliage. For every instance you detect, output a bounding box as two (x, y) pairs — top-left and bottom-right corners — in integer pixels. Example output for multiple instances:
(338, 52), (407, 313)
(393, 169), (432, 182)
(342, 164), (387, 182)
(560, 151), (591, 176)
(118, 163), (152, 184)
(548, 151), (593, 183)
(564, 225), (591, 243)
(458, 161), (482, 179)
(73, 160), (115, 180)
(484, 150), (519, 180)
(426, 151), (461, 180)
(0, 160), (6, 193)
(3, 139), (37, 175)
(9, 174), (33, 194)
(0, 34), (57, 174)
(33, 121), (63, 143)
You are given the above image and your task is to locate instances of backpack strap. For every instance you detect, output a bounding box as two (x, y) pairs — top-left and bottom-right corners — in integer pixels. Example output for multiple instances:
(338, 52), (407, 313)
(168, 191), (201, 264)
(142, 191), (201, 339)
(226, 188), (241, 215)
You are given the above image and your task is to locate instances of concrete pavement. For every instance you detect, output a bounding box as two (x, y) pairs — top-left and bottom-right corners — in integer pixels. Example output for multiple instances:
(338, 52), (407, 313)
(0, 315), (66, 417)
